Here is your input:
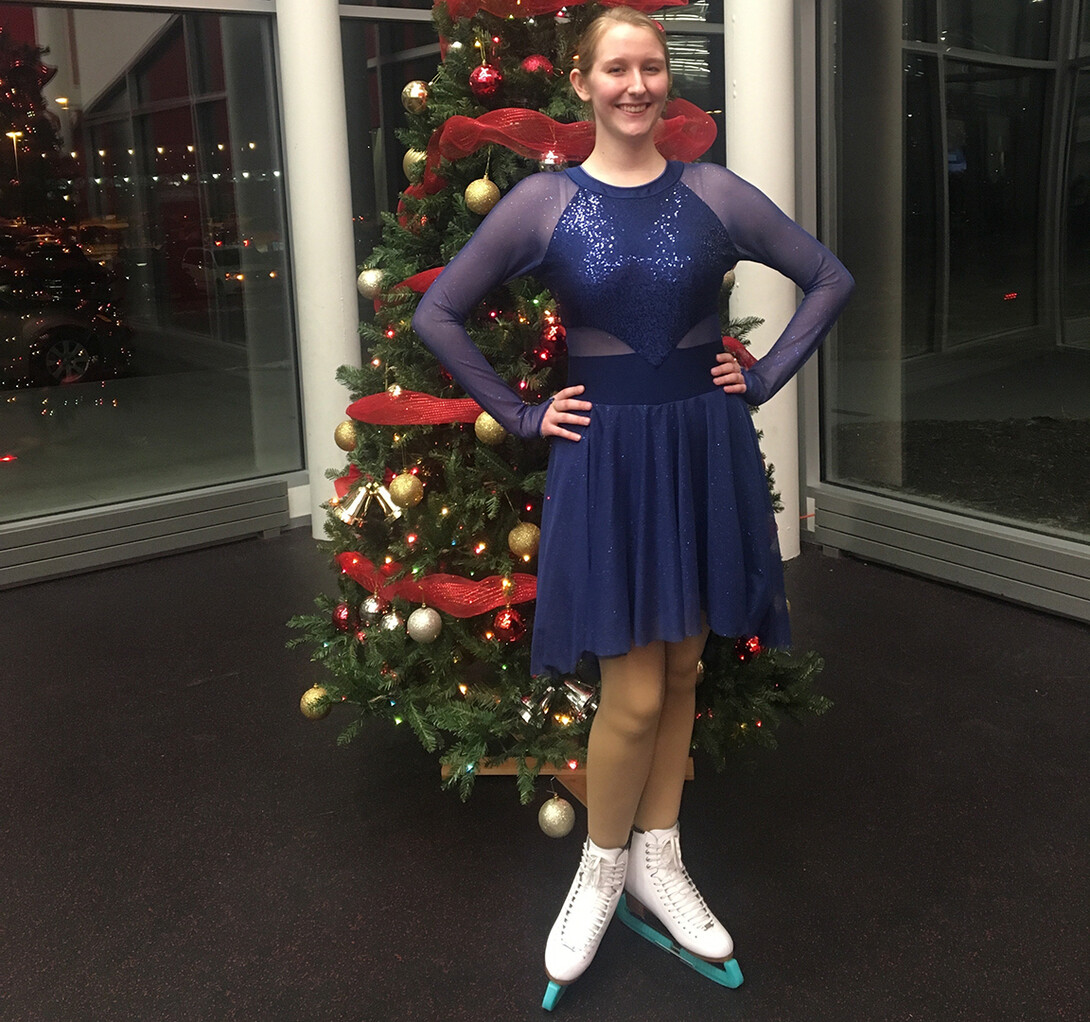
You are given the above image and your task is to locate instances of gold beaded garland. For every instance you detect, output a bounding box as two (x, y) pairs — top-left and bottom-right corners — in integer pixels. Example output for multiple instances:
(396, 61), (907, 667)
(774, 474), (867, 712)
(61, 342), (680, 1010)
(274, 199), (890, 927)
(388, 472), (425, 508)
(474, 411), (506, 446)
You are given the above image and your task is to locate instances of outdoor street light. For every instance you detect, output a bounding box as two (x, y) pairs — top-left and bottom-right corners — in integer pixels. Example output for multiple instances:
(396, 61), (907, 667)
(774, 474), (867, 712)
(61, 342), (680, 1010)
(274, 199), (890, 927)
(6, 130), (23, 181)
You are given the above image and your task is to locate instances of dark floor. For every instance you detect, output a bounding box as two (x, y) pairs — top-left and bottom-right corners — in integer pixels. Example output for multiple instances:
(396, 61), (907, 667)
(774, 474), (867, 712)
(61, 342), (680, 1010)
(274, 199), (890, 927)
(1, 528), (1087, 1022)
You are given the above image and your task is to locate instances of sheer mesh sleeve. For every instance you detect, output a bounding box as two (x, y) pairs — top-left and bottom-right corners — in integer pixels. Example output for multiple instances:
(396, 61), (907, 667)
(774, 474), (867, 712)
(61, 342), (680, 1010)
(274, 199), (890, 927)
(683, 163), (854, 406)
(411, 173), (574, 438)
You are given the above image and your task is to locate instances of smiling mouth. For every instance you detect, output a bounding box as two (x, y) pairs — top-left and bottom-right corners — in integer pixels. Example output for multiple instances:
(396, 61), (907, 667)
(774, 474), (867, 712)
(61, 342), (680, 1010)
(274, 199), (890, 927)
(618, 103), (650, 113)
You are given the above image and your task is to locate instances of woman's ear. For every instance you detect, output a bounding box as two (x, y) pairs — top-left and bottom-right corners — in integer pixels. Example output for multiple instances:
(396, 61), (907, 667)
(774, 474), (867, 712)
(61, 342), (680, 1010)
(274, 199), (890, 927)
(570, 66), (590, 102)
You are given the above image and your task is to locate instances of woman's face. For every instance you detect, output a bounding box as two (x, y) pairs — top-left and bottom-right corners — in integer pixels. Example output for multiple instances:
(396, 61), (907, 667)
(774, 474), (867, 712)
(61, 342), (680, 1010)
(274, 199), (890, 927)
(570, 23), (670, 145)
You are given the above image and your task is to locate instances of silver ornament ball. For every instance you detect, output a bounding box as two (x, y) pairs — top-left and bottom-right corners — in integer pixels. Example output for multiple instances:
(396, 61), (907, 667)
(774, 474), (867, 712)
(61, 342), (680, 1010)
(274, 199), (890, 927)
(380, 610), (405, 632)
(538, 794), (575, 838)
(406, 606), (442, 643)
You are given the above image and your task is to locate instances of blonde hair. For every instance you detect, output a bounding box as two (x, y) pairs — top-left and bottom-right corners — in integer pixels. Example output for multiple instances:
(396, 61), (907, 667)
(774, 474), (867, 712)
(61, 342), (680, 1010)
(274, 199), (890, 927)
(572, 6), (672, 88)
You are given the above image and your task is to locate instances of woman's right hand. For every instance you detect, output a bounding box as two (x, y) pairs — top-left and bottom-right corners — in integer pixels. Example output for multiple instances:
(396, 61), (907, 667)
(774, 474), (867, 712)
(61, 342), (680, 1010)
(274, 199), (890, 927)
(540, 385), (592, 442)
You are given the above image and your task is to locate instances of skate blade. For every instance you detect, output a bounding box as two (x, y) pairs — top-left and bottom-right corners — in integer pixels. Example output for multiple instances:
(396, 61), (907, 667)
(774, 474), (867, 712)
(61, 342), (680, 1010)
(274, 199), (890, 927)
(616, 893), (744, 989)
(542, 978), (566, 1011)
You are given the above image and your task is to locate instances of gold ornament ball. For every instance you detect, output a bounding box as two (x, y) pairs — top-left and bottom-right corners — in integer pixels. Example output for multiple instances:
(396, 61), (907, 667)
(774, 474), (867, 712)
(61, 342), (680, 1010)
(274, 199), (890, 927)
(388, 472), (424, 508)
(300, 685), (332, 720)
(357, 268), (384, 299)
(474, 411), (507, 446)
(401, 79), (429, 115)
(508, 522), (541, 559)
(538, 794), (575, 838)
(465, 176), (501, 215)
(722, 268), (736, 292)
(334, 420), (357, 452)
(403, 148), (427, 181)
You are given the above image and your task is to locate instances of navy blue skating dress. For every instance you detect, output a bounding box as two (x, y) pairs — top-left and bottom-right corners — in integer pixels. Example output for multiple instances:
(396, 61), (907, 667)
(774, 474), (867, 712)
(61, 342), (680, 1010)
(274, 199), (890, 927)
(412, 160), (853, 677)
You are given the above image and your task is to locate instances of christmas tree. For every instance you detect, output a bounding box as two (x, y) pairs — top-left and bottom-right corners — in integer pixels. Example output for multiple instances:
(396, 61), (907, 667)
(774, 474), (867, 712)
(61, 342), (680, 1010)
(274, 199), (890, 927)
(0, 28), (69, 224)
(289, 0), (830, 804)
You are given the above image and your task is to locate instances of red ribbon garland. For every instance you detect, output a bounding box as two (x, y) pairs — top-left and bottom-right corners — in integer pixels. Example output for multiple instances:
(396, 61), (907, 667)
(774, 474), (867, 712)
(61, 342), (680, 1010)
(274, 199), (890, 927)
(337, 551), (537, 616)
(347, 388), (483, 425)
(374, 266), (444, 313)
(723, 335), (757, 368)
(439, 98), (715, 167)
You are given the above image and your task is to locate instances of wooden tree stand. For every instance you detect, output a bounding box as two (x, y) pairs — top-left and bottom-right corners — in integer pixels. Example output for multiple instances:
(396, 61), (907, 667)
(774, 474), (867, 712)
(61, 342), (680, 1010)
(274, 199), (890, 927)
(441, 757), (694, 807)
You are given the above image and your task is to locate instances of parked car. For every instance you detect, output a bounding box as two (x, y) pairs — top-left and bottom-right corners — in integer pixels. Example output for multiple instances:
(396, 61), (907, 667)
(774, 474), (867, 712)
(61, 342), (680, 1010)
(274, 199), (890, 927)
(181, 245), (280, 295)
(0, 269), (132, 388)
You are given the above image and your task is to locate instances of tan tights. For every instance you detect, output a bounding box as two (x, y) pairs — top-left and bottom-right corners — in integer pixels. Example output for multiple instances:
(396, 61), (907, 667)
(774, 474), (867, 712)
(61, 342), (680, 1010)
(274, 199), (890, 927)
(585, 623), (711, 850)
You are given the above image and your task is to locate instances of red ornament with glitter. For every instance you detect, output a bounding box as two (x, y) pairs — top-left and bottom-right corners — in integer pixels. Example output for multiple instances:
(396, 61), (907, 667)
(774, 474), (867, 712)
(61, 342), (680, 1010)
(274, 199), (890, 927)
(492, 607), (526, 643)
(521, 54), (554, 74)
(470, 64), (503, 100)
(332, 602), (358, 633)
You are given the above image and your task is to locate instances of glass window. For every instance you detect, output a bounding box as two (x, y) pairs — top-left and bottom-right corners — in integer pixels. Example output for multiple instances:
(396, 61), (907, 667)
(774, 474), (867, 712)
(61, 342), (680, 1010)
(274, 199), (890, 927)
(945, 61), (1045, 346)
(1064, 70), (1090, 342)
(940, 0), (1053, 61)
(825, 1), (1090, 538)
(903, 0), (936, 43)
(1, 8), (301, 524)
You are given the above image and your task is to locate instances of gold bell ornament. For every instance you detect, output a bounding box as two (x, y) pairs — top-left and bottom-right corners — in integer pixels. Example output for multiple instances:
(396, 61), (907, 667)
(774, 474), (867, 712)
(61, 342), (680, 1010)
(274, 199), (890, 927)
(335, 479), (402, 526)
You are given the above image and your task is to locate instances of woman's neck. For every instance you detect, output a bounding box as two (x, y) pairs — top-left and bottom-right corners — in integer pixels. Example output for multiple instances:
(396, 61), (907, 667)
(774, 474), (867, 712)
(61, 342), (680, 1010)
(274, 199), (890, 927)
(578, 138), (667, 188)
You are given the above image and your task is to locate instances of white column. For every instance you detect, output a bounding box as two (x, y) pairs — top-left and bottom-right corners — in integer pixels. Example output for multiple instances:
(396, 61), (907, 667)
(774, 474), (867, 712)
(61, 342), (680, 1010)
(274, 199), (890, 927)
(276, 0), (361, 537)
(723, 0), (802, 558)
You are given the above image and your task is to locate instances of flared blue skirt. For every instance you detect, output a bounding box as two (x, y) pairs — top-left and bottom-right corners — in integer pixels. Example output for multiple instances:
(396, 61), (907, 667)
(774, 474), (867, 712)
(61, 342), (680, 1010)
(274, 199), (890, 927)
(530, 341), (790, 677)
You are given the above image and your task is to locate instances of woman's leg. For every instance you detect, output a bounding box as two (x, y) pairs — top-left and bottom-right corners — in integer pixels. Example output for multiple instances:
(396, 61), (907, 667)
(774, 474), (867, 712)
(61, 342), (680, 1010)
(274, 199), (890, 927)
(632, 624), (710, 832)
(585, 639), (668, 849)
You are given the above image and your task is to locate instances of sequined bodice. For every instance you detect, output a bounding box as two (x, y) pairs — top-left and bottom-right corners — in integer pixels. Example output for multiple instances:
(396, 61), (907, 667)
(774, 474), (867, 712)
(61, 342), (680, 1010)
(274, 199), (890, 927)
(411, 160), (854, 438)
(541, 163), (734, 367)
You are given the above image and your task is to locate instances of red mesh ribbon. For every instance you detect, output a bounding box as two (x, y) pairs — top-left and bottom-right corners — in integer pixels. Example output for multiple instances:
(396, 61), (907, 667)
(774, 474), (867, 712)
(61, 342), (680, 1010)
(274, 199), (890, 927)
(438, 98), (715, 165)
(723, 335), (757, 368)
(337, 552), (537, 616)
(347, 389), (483, 425)
(441, 0), (687, 20)
(374, 266), (444, 313)
(335, 464), (363, 500)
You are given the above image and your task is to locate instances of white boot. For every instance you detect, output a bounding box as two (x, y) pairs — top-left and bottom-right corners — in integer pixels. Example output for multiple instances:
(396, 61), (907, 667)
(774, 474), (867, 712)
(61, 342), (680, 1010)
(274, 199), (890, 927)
(544, 837), (628, 985)
(625, 824), (734, 962)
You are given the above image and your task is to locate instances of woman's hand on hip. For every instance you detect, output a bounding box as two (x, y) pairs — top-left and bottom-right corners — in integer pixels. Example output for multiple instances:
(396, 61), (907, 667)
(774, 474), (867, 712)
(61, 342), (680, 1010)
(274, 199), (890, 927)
(540, 385), (592, 441)
(711, 352), (747, 394)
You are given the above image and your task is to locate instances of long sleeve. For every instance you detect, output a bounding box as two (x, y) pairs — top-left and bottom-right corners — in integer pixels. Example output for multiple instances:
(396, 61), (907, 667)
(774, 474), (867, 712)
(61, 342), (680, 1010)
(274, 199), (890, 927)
(411, 173), (569, 438)
(688, 164), (854, 406)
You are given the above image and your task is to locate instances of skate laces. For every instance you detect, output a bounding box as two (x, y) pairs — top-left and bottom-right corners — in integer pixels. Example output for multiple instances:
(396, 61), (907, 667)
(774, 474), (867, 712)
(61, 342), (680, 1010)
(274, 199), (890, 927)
(561, 847), (626, 951)
(647, 831), (716, 931)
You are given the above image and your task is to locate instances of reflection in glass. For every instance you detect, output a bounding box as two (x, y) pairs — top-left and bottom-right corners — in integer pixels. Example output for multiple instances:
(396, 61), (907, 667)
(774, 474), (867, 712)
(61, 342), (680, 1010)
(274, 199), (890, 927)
(826, 3), (1090, 538)
(903, 0), (936, 43)
(1064, 71), (1090, 342)
(1, 8), (301, 524)
(945, 61), (1044, 346)
(941, 0), (1052, 60)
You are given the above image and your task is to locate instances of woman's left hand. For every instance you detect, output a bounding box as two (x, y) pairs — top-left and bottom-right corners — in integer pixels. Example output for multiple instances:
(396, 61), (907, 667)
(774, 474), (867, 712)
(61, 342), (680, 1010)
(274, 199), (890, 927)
(711, 352), (747, 394)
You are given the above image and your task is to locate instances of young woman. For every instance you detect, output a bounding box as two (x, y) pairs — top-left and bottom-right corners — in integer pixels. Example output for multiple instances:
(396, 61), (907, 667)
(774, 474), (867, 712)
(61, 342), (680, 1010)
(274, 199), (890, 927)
(412, 5), (853, 994)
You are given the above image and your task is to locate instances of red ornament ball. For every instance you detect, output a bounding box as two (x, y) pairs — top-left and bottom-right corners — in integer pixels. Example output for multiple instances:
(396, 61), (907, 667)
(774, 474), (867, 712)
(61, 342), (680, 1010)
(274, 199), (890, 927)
(493, 607), (526, 643)
(521, 54), (554, 75)
(734, 635), (763, 662)
(470, 64), (503, 99)
(332, 602), (358, 633)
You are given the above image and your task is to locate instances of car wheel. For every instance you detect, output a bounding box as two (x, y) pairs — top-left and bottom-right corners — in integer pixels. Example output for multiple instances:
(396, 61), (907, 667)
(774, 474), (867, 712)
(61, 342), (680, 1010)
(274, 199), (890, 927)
(41, 330), (97, 385)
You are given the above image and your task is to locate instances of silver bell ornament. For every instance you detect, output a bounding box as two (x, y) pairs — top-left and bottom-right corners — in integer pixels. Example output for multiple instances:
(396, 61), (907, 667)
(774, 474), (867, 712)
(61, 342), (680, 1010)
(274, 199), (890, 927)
(406, 606), (442, 643)
(538, 793), (575, 838)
